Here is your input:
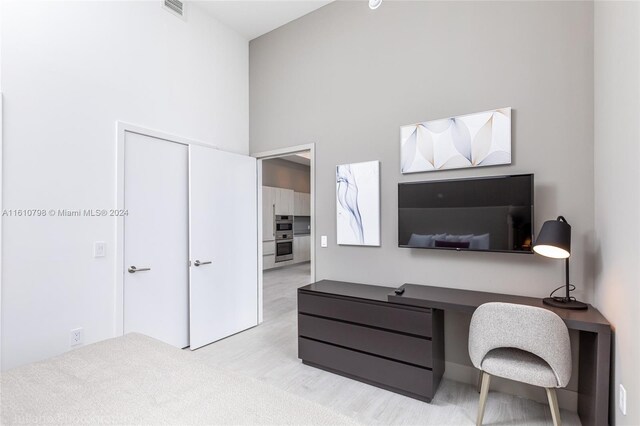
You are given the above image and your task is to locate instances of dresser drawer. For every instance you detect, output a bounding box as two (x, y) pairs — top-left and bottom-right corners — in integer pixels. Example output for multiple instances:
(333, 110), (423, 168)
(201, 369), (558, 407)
(298, 314), (432, 367)
(298, 292), (432, 337)
(299, 337), (434, 401)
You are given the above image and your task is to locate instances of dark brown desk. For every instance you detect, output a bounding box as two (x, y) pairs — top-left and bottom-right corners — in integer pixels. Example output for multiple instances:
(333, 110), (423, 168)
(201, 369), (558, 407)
(390, 284), (612, 426)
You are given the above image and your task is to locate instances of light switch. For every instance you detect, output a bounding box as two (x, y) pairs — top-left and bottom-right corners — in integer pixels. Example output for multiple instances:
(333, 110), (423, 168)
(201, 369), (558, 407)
(94, 241), (106, 258)
(321, 236), (328, 248)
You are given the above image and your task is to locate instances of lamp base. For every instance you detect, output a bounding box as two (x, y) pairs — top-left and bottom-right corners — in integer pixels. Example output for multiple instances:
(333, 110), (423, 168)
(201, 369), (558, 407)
(543, 297), (588, 310)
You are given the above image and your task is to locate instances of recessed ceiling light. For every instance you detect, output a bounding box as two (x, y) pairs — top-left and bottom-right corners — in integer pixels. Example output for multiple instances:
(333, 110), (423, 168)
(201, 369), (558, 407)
(369, 0), (382, 10)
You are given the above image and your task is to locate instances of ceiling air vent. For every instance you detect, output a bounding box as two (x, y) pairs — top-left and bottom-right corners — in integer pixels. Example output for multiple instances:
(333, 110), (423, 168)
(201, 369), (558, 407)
(163, 0), (186, 20)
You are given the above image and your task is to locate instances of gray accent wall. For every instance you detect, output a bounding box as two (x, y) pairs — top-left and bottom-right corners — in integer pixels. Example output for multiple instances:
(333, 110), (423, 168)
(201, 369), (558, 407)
(250, 0), (593, 406)
(250, 0), (594, 299)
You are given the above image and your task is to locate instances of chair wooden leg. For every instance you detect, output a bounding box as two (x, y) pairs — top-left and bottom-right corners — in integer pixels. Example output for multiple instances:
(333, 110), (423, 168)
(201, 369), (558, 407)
(476, 371), (491, 426)
(476, 370), (482, 393)
(545, 388), (562, 426)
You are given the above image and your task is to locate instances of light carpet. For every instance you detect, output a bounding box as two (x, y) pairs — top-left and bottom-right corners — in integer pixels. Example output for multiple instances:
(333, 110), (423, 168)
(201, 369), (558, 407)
(1, 333), (358, 425)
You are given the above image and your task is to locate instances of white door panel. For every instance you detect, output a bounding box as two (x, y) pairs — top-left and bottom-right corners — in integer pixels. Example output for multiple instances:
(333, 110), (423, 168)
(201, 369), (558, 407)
(189, 145), (258, 350)
(124, 132), (189, 348)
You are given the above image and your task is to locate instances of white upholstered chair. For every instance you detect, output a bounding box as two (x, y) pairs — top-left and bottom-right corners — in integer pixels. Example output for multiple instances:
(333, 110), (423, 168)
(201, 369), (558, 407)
(469, 302), (571, 426)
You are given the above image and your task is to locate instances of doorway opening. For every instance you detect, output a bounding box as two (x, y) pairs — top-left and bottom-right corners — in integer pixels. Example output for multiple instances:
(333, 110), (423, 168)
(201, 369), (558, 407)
(254, 144), (315, 324)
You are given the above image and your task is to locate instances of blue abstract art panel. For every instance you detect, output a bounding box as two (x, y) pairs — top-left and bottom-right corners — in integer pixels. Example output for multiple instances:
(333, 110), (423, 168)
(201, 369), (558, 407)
(336, 161), (380, 246)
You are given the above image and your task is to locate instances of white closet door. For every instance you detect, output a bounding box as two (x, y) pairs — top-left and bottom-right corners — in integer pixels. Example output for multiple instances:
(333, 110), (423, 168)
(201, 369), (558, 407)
(123, 132), (189, 348)
(189, 145), (258, 350)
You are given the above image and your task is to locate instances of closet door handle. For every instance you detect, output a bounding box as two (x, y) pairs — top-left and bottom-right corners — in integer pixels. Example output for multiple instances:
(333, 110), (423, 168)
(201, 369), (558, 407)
(128, 266), (151, 273)
(194, 260), (212, 266)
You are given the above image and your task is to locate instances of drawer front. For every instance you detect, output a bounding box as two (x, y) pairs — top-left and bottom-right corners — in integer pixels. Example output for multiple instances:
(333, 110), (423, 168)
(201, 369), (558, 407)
(262, 241), (275, 255)
(299, 337), (433, 400)
(298, 292), (432, 337)
(298, 314), (432, 368)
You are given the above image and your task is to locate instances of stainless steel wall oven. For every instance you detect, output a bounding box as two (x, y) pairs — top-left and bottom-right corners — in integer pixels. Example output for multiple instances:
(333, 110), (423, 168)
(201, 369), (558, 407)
(275, 215), (293, 262)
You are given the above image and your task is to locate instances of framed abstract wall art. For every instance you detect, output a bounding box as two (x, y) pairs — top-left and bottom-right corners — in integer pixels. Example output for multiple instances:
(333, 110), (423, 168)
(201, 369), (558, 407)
(336, 160), (380, 246)
(400, 107), (512, 174)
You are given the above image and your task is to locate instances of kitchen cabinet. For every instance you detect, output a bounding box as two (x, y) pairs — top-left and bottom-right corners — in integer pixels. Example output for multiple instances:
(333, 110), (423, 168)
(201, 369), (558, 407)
(303, 193), (310, 215)
(294, 192), (311, 216)
(293, 237), (300, 263)
(294, 192), (302, 215)
(285, 189), (295, 215)
(274, 188), (294, 215)
(262, 186), (299, 270)
(263, 186), (294, 242)
(302, 235), (311, 261)
(263, 240), (275, 256)
(263, 241), (276, 270)
(262, 187), (275, 241)
(293, 235), (311, 263)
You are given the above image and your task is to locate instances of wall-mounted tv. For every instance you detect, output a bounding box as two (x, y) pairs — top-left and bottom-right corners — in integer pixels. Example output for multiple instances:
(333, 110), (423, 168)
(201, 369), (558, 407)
(398, 174), (533, 254)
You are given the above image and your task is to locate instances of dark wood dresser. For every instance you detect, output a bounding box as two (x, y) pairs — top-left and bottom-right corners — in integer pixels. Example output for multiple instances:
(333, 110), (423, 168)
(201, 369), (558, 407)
(297, 280), (444, 402)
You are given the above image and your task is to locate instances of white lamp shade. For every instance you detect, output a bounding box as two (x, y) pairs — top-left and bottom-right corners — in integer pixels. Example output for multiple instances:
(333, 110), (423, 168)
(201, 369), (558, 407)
(533, 244), (570, 259)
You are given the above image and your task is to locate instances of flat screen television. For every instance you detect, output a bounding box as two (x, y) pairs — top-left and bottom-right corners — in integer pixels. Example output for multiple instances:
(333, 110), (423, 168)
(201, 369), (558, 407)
(398, 174), (533, 254)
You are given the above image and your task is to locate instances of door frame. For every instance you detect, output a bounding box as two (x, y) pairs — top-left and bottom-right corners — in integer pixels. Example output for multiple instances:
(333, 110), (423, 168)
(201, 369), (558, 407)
(252, 143), (316, 324)
(114, 122), (220, 336)
(0, 94), (3, 361)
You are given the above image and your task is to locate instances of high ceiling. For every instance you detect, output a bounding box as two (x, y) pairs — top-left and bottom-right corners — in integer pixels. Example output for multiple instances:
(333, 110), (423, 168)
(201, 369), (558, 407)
(194, 1), (332, 40)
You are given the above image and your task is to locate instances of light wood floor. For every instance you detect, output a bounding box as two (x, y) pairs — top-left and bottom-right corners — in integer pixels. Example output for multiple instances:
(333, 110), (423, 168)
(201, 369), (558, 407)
(195, 263), (581, 425)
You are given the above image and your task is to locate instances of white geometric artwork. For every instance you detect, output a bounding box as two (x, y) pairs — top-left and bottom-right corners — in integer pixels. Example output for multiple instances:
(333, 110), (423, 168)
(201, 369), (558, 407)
(336, 161), (380, 246)
(400, 107), (512, 174)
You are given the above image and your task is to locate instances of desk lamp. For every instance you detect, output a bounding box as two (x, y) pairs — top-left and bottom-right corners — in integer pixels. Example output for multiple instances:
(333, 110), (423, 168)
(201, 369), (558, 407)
(533, 216), (588, 310)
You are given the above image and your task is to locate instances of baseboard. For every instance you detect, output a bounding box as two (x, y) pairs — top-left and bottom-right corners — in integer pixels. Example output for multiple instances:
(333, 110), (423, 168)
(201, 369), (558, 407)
(444, 361), (578, 412)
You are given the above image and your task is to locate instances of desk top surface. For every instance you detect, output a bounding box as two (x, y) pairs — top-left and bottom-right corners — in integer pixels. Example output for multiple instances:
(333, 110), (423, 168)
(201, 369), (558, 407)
(300, 280), (611, 334)
(299, 280), (394, 302)
(391, 284), (611, 333)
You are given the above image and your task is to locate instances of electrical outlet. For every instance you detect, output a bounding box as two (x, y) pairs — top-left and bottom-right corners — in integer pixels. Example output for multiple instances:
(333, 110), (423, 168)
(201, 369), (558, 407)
(70, 328), (83, 347)
(619, 384), (627, 415)
(321, 236), (328, 247)
(94, 241), (106, 258)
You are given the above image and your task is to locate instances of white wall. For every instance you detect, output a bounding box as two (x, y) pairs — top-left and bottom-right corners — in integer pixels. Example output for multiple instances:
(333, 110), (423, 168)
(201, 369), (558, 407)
(594, 2), (640, 424)
(0, 1), (249, 370)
